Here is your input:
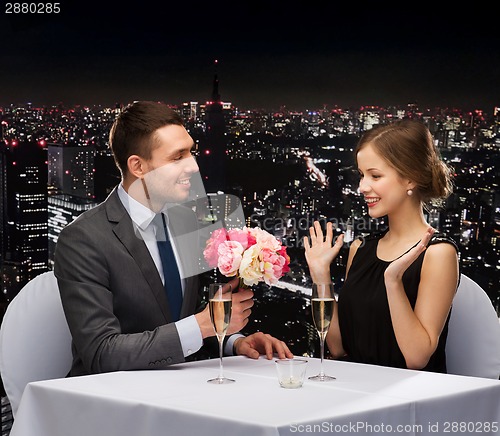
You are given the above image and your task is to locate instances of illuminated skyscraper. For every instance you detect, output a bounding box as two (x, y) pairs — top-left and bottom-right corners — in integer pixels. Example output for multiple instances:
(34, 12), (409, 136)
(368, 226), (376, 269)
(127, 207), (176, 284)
(47, 194), (96, 267)
(197, 61), (228, 194)
(0, 140), (48, 295)
(48, 143), (95, 199)
(0, 143), (7, 270)
(47, 143), (97, 265)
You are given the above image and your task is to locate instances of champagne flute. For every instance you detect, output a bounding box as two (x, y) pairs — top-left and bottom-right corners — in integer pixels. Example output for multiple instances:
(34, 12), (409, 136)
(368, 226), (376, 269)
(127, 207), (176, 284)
(309, 283), (336, 381)
(207, 282), (235, 384)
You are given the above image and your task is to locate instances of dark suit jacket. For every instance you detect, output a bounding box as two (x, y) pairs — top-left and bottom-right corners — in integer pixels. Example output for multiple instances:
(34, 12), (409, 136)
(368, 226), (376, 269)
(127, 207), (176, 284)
(54, 187), (214, 376)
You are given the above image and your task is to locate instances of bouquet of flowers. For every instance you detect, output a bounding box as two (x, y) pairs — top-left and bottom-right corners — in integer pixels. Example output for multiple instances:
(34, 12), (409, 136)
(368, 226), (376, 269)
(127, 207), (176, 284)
(203, 226), (290, 287)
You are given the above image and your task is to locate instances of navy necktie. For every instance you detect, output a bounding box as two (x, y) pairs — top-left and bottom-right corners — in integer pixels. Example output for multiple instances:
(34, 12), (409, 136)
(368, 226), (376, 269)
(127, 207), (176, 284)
(155, 213), (183, 321)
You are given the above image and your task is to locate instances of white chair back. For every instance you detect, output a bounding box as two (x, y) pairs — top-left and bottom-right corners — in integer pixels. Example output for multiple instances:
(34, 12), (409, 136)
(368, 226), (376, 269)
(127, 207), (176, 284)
(0, 271), (73, 417)
(446, 274), (500, 379)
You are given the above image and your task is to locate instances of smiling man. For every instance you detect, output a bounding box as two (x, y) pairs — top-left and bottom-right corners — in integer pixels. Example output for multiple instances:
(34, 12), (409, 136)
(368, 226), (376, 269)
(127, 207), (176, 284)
(54, 101), (291, 377)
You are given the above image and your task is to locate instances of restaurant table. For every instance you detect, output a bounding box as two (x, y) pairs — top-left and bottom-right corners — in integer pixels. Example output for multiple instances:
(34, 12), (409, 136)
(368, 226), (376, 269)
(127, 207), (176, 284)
(10, 356), (500, 436)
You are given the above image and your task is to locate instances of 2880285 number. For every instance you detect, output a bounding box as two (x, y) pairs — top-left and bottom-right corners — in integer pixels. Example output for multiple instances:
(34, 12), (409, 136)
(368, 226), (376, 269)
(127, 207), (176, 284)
(443, 421), (499, 433)
(5, 3), (61, 13)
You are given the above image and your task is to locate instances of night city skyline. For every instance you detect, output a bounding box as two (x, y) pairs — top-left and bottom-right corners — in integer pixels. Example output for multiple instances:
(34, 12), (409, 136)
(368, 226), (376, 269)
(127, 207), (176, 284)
(1, 95), (499, 322)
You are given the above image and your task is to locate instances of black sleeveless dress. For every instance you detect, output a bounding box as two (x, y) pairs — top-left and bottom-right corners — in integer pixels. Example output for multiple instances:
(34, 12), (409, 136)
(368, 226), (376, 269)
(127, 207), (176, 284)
(337, 230), (458, 373)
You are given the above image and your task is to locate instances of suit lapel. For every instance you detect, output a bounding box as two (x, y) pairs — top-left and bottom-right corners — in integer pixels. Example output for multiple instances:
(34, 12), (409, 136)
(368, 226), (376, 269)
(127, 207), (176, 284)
(105, 189), (172, 322)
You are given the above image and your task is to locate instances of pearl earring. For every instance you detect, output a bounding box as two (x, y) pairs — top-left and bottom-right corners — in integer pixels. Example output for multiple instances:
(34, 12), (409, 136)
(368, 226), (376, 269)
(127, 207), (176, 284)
(407, 189), (413, 196)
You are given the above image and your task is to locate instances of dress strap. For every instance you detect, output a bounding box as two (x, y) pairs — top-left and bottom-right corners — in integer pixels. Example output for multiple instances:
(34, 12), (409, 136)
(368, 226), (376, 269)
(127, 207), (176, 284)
(428, 233), (459, 254)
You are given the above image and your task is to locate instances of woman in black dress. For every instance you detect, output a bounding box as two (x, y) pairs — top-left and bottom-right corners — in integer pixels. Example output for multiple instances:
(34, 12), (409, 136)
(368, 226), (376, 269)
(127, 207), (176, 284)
(304, 120), (459, 373)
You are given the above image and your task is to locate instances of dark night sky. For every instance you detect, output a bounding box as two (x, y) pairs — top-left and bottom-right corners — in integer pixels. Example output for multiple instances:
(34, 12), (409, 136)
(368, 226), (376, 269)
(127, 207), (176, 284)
(1, 2), (499, 111)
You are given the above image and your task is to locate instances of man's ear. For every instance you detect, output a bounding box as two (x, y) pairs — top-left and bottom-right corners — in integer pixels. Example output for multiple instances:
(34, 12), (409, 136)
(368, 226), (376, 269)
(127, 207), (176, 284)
(127, 155), (145, 179)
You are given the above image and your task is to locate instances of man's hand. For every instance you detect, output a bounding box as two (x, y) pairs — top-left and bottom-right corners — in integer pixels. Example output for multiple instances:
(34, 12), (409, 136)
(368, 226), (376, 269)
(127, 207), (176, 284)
(196, 277), (253, 339)
(233, 332), (293, 360)
(226, 285), (254, 335)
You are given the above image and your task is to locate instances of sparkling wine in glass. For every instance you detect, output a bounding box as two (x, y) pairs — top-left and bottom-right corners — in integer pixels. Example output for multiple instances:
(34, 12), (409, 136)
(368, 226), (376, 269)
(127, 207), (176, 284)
(309, 283), (336, 381)
(207, 283), (235, 384)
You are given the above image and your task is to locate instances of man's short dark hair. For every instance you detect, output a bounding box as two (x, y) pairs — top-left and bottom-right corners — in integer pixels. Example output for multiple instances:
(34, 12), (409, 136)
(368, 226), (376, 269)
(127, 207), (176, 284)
(109, 101), (184, 177)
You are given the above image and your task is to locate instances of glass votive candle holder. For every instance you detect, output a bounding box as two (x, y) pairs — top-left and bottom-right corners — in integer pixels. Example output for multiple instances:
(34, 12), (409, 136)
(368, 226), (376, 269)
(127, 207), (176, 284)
(275, 358), (308, 389)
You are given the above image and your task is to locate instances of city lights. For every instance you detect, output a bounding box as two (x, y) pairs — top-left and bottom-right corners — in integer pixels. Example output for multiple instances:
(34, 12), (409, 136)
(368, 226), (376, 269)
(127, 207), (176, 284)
(0, 100), (498, 358)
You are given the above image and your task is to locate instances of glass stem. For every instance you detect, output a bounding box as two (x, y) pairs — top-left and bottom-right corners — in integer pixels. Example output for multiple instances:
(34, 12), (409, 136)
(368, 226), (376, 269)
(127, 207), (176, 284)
(319, 333), (326, 376)
(218, 336), (224, 379)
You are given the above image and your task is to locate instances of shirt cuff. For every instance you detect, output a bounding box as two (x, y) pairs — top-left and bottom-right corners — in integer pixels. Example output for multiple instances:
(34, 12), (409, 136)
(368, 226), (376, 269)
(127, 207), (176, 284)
(225, 333), (245, 355)
(175, 315), (203, 357)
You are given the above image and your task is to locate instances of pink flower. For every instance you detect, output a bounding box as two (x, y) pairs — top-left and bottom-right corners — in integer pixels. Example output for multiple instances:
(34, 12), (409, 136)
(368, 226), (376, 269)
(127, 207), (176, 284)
(203, 228), (228, 268)
(217, 241), (244, 277)
(227, 228), (252, 250)
(245, 227), (257, 247)
(253, 227), (281, 251)
(279, 245), (291, 274)
(260, 248), (286, 285)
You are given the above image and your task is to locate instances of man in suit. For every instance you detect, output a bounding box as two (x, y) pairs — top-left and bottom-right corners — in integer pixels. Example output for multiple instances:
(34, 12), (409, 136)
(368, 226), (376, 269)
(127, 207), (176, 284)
(54, 100), (292, 376)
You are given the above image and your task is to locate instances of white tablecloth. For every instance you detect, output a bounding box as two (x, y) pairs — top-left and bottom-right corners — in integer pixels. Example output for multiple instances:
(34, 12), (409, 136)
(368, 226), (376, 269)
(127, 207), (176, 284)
(11, 356), (500, 436)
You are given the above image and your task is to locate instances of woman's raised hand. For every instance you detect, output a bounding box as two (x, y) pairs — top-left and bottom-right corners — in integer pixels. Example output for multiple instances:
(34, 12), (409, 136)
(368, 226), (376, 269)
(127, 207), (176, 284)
(304, 221), (344, 283)
(384, 227), (435, 283)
